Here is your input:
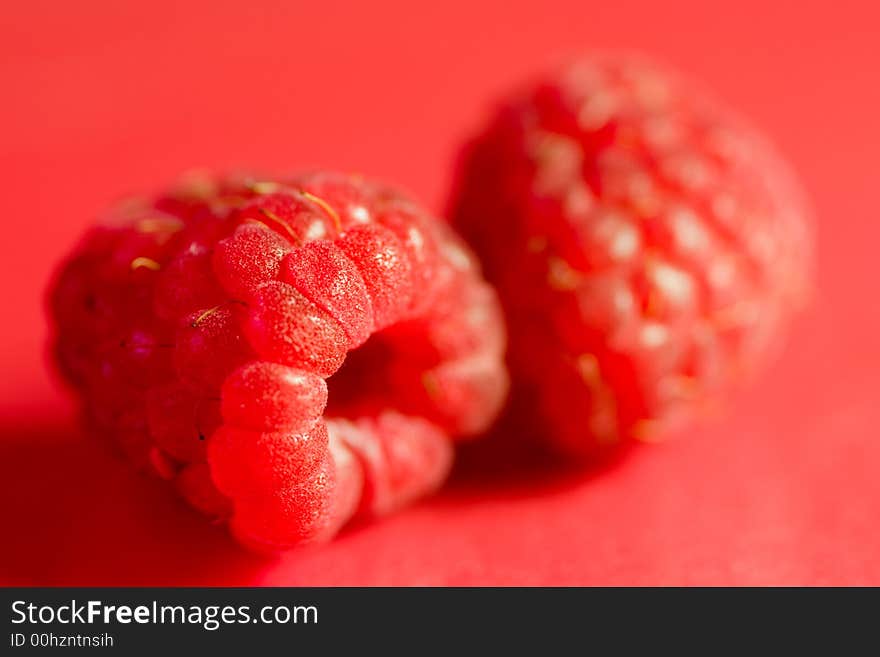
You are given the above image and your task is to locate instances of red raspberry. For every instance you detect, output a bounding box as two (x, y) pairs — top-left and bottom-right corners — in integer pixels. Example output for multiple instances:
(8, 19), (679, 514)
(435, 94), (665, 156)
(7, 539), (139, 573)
(49, 172), (508, 550)
(450, 54), (813, 456)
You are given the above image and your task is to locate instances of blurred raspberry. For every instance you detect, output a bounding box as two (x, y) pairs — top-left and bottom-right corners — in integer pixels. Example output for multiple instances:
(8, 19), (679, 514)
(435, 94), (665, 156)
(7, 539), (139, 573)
(450, 54), (813, 457)
(49, 172), (508, 550)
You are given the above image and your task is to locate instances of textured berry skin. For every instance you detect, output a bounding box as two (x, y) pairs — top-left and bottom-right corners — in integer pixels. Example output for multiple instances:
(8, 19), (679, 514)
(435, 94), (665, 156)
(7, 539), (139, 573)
(450, 54), (813, 456)
(49, 172), (508, 550)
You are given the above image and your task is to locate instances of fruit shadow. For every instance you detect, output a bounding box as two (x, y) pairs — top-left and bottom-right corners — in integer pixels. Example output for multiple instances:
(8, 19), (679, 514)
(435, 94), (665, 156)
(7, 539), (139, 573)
(0, 401), (632, 584)
(441, 400), (634, 502)
(0, 416), (265, 586)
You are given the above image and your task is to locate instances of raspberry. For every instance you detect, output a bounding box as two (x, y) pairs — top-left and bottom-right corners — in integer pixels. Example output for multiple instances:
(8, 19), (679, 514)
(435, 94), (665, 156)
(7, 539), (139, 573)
(279, 240), (374, 347)
(213, 223), (293, 300)
(243, 280), (351, 377)
(450, 54), (813, 456)
(49, 172), (508, 550)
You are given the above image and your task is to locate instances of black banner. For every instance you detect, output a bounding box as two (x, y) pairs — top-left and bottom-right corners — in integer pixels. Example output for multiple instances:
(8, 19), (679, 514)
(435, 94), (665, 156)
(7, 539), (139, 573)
(1, 587), (874, 653)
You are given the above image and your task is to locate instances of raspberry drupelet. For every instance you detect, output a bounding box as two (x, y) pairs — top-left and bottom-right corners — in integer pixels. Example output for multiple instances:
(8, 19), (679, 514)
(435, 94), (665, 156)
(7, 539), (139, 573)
(49, 172), (508, 550)
(450, 54), (813, 457)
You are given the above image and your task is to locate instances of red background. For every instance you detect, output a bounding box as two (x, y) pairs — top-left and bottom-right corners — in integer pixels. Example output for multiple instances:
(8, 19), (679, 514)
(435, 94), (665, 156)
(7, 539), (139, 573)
(1, 0), (878, 585)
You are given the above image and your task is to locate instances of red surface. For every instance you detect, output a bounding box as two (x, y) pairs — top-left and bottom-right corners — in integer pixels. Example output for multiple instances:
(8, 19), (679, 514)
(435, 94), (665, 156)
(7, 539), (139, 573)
(1, 0), (878, 585)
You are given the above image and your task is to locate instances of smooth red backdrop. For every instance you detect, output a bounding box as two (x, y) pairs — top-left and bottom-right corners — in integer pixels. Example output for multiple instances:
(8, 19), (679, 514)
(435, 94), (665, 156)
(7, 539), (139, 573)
(1, 0), (878, 585)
